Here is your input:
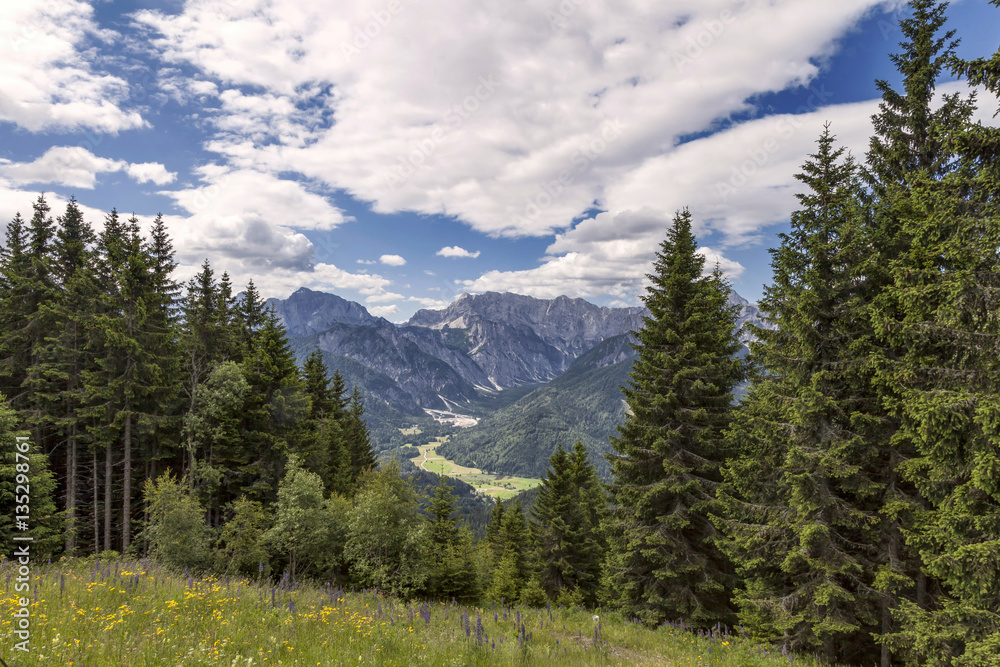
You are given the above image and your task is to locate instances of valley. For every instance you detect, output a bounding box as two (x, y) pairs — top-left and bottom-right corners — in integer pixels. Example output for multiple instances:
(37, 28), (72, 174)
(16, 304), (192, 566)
(275, 288), (767, 482)
(409, 435), (541, 500)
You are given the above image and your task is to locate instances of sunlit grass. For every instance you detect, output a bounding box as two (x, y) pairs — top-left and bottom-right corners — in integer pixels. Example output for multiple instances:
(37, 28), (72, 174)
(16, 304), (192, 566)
(409, 443), (543, 499)
(0, 556), (832, 666)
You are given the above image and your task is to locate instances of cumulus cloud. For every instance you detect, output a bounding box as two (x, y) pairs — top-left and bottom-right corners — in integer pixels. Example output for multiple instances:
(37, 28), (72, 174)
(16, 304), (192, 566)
(697, 246), (746, 279)
(368, 304), (400, 317)
(0, 147), (175, 189)
(356, 258), (376, 264)
(365, 290), (405, 303)
(122, 0), (1000, 309)
(126, 162), (177, 185)
(0, 147), (123, 189)
(0, 0), (144, 133)
(436, 246), (480, 259)
(379, 254), (406, 266)
(470, 82), (998, 301)
(407, 296), (453, 310)
(161, 166), (348, 231)
(133, 0), (895, 239)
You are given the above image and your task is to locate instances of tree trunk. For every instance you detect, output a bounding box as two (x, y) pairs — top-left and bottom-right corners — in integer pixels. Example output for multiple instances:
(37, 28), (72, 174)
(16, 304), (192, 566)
(93, 448), (99, 555)
(122, 412), (131, 552)
(104, 442), (112, 552)
(881, 598), (892, 667)
(65, 430), (76, 553)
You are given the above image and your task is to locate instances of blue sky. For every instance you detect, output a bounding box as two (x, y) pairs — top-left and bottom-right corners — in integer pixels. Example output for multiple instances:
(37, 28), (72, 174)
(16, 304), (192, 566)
(1, 0), (997, 321)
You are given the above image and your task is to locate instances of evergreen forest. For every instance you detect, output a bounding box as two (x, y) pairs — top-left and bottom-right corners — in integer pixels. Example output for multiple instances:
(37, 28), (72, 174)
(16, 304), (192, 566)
(1, 2), (998, 665)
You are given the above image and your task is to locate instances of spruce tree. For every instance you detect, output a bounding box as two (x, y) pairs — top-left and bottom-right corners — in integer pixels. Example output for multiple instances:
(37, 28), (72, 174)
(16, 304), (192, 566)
(22, 196), (59, 451)
(329, 369), (349, 423)
(863, 3), (979, 662)
(876, 5), (1000, 661)
(485, 502), (534, 604)
(239, 306), (303, 500)
(0, 394), (61, 556)
(84, 215), (164, 551)
(0, 213), (32, 406)
(343, 386), (376, 485)
(425, 478), (478, 602)
(534, 442), (605, 606)
(604, 208), (744, 627)
(41, 198), (98, 553)
(721, 128), (886, 661)
(297, 350), (351, 494)
(141, 213), (183, 494)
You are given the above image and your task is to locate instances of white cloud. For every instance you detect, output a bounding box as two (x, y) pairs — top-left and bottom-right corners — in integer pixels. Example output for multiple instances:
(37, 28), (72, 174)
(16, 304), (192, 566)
(379, 254), (406, 266)
(365, 290), (405, 303)
(0, 147), (123, 189)
(462, 82), (999, 301)
(357, 258), (376, 264)
(0, 147), (175, 189)
(133, 0), (895, 240)
(697, 246), (746, 280)
(368, 304), (399, 317)
(0, 0), (144, 133)
(126, 162), (177, 185)
(161, 166), (348, 231)
(407, 295), (452, 310)
(436, 245), (480, 258)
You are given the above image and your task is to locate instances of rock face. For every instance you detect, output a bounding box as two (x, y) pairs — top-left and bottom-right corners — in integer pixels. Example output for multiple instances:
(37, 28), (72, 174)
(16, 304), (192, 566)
(727, 290), (769, 344)
(271, 288), (765, 416)
(406, 292), (646, 388)
(266, 287), (383, 335)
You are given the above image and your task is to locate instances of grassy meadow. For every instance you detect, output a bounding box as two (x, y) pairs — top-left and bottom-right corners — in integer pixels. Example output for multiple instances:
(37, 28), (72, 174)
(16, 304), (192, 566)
(0, 555), (832, 666)
(410, 439), (541, 500)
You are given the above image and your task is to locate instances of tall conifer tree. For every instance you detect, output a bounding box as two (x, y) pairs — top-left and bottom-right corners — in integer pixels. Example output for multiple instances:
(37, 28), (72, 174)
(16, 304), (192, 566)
(876, 3), (1000, 661)
(41, 198), (98, 552)
(863, 3), (978, 661)
(721, 128), (885, 662)
(604, 208), (744, 627)
(534, 442), (605, 606)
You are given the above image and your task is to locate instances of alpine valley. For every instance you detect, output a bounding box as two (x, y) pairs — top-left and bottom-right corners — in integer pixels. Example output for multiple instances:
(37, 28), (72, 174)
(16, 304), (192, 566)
(270, 288), (767, 478)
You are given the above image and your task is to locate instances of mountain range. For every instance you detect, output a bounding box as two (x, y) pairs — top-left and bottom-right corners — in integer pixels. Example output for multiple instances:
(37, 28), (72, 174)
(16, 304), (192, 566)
(269, 287), (768, 477)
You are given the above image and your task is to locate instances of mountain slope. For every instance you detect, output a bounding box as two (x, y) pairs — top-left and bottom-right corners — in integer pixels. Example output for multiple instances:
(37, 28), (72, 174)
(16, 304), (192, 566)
(406, 292), (646, 387)
(274, 289), (768, 436)
(435, 334), (636, 478)
(266, 287), (384, 335)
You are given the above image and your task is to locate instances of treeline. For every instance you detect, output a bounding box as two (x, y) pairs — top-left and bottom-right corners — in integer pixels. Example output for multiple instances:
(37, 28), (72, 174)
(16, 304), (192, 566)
(0, 199), (377, 556)
(468, 3), (999, 664)
(599, 2), (1000, 665)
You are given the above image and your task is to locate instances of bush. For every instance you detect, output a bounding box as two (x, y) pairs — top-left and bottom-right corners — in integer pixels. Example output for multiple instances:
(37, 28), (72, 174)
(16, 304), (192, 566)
(141, 472), (214, 572)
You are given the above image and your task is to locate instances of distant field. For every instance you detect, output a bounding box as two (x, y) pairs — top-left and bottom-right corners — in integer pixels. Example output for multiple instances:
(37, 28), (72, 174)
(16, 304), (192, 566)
(407, 435), (542, 500)
(1, 556), (828, 666)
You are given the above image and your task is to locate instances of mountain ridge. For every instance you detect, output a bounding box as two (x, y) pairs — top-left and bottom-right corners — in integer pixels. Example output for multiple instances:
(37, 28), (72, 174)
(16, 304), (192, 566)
(272, 288), (767, 424)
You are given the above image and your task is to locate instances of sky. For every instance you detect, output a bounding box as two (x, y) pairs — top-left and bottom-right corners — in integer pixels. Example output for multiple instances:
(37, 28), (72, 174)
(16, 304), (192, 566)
(1, 0), (998, 322)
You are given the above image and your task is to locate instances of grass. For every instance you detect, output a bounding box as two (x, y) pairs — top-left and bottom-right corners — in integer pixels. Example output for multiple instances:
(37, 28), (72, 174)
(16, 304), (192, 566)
(0, 556), (831, 666)
(410, 440), (542, 499)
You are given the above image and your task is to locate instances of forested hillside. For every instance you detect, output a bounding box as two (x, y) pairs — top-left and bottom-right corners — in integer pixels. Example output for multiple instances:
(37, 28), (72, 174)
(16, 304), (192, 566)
(437, 334), (634, 478)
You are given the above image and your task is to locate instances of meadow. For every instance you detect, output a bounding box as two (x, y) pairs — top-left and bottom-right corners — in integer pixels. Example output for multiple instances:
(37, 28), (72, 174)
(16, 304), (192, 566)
(0, 555), (832, 666)
(410, 439), (541, 500)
